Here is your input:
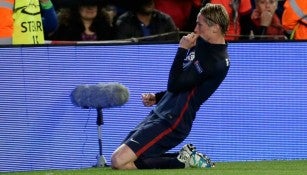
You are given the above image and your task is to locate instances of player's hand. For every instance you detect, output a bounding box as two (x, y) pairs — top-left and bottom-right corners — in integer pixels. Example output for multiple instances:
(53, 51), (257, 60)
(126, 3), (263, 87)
(179, 33), (198, 49)
(141, 93), (156, 107)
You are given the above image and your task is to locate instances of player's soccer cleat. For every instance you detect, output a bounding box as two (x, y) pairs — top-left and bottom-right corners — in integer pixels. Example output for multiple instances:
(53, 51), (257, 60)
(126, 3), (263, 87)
(189, 152), (215, 168)
(177, 144), (197, 168)
(177, 143), (215, 168)
(182, 144), (197, 155)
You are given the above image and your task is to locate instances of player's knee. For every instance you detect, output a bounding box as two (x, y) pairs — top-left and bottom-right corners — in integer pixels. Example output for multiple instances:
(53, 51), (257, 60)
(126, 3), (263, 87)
(111, 144), (137, 169)
(111, 153), (125, 169)
(111, 154), (120, 169)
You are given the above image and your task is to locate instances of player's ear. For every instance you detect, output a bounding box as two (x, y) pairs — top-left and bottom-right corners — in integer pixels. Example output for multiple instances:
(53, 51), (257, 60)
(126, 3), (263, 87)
(212, 24), (220, 33)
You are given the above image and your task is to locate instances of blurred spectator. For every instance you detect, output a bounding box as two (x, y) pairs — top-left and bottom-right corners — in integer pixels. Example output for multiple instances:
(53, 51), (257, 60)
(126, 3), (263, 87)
(50, 0), (113, 41)
(251, 0), (286, 19)
(102, 3), (118, 27)
(203, 0), (253, 40)
(50, 0), (71, 11)
(40, 0), (59, 39)
(115, 0), (178, 42)
(282, 0), (307, 39)
(0, 0), (14, 44)
(97, 0), (131, 28)
(153, 0), (202, 31)
(246, 0), (286, 40)
(0, 0), (58, 44)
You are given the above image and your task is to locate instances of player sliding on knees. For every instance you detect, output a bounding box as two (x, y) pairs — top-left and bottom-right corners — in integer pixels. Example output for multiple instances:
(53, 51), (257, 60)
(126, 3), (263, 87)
(111, 3), (230, 169)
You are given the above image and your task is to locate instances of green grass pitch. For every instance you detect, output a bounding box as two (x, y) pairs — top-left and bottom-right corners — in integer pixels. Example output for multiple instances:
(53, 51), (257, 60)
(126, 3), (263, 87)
(2, 160), (306, 175)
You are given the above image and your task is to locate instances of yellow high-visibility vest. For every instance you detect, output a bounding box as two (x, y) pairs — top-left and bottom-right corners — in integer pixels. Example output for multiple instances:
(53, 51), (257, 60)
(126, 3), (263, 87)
(13, 0), (44, 44)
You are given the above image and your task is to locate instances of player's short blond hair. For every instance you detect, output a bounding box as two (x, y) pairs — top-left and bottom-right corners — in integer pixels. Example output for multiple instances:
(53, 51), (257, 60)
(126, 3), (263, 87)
(199, 3), (230, 35)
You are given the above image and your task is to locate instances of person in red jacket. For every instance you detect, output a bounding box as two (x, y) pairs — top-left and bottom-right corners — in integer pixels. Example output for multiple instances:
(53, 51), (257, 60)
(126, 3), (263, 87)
(282, 0), (307, 39)
(249, 0), (286, 40)
(154, 0), (202, 31)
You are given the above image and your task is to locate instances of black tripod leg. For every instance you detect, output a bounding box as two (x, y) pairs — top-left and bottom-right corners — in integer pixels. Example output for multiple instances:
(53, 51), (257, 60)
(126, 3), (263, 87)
(95, 108), (107, 167)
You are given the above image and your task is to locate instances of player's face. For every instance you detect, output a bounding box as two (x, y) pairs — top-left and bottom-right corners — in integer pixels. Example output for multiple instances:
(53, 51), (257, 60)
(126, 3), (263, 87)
(194, 14), (215, 41)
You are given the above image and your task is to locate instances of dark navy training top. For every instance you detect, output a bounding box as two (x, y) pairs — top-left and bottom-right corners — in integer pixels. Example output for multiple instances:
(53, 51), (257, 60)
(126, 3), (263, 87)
(152, 37), (230, 133)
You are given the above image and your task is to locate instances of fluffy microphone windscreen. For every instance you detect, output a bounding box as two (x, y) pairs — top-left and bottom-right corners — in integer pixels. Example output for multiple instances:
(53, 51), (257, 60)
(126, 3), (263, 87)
(71, 82), (129, 109)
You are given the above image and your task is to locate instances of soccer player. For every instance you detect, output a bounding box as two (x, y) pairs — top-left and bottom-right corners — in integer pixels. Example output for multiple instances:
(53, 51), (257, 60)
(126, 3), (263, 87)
(111, 3), (230, 169)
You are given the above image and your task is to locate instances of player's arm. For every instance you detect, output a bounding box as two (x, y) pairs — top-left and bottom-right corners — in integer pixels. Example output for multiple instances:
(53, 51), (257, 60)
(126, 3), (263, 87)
(168, 35), (208, 93)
